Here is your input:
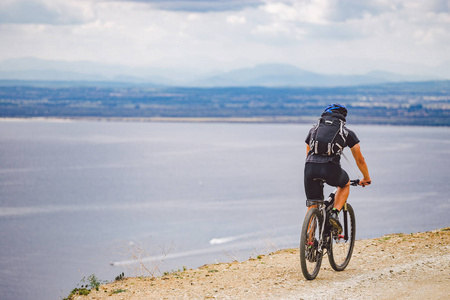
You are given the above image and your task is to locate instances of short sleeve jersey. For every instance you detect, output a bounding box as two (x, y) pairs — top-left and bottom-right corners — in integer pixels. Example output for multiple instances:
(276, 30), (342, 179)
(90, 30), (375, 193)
(305, 126), (360, 165)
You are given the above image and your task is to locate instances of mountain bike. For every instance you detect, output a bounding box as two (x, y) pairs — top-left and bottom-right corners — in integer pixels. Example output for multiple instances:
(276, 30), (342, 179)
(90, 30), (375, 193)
(299, 179), (359, 280)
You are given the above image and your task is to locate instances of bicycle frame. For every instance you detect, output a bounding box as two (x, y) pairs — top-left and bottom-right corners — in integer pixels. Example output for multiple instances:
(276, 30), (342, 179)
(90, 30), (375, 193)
(314, 179), (359, 254)
(317, 189), (336, 254)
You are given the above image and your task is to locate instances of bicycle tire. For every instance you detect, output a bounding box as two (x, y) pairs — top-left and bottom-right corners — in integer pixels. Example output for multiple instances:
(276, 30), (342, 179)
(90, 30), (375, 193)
(299, 207), (323, 280)
(328, 203), (356, 271)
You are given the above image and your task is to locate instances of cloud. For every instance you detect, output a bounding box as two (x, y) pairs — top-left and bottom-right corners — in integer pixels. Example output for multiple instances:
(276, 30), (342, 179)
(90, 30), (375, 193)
(413, 0), (450, 13)
(227, 15), (247, 25)
(112, 0), (264, 12)
(0, 0), (95, 25)
(262, 0), (399, 25)
(326, 0), (399, 22)
(0, 0), (449, 76)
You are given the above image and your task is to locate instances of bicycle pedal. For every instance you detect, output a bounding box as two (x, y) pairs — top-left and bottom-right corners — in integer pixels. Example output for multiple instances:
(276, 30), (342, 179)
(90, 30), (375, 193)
(332, 228), (342, 236)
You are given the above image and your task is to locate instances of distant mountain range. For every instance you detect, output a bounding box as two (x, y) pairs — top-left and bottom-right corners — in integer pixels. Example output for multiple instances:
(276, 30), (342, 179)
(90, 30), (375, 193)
(193, 64), (437, 87)
(0, 57), (445, 87)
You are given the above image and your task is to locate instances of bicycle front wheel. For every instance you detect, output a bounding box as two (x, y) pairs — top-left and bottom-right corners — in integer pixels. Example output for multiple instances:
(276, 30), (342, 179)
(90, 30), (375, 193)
(328, 203), (356, 271)
(299, 207), (323, 280)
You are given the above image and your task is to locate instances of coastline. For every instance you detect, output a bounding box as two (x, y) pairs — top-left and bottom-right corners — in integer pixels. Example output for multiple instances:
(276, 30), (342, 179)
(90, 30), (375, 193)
(71, 228), (450, 300)
(1, 116), (449, 126)
(0, 116), (317, 124)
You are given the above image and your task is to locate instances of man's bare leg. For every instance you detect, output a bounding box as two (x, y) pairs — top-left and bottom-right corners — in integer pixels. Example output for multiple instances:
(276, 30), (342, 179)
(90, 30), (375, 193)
(334, 181), (350, 211)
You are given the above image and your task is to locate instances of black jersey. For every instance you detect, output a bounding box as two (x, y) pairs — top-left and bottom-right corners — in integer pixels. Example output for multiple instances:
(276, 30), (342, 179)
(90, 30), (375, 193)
(305, 126), (360, 165)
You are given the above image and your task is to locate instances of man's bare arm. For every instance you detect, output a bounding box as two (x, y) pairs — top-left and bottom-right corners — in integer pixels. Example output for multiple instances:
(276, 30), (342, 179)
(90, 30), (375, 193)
(350, 143), (371, 186)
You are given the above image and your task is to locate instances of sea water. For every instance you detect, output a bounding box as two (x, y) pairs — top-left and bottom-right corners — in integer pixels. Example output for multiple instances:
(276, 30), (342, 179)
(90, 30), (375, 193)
(0, 119), (449, 300)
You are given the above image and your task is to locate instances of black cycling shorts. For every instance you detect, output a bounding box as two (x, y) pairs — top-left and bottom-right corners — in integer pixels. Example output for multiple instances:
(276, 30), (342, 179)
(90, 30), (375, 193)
(304, 162), (350, 201)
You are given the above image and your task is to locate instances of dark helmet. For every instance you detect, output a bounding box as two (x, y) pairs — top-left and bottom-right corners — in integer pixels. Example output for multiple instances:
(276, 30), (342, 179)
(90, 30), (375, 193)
(323, 103), (347, 117)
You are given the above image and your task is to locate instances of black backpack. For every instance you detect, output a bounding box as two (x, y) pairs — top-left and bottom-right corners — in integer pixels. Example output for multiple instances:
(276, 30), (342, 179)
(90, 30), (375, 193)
(309, 114), (348, 156)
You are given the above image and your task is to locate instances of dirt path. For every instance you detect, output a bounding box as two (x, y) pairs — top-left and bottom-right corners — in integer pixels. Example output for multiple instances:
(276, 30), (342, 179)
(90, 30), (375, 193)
(72, 228), (450, 299)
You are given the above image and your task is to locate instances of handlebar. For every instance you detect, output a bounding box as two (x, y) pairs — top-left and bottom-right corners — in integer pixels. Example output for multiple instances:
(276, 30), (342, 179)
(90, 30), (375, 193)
(350, 179), (371, 187)
(350, 179), (360, 186)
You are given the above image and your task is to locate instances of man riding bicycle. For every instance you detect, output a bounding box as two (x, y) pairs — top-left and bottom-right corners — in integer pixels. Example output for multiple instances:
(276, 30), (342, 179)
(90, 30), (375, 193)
(304, 104), (371, 233)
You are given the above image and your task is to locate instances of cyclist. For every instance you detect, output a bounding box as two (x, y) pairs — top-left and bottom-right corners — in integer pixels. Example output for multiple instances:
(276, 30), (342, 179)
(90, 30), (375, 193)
(304, 104), (371, 233)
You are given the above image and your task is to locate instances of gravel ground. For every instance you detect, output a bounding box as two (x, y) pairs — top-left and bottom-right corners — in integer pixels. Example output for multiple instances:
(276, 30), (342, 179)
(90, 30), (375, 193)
(72, 228), (450, 300)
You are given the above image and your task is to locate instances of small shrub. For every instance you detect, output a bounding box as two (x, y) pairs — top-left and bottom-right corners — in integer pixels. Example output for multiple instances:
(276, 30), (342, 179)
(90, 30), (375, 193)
(77, 288), (91, 296)
(63, 287), (90, 300)
(88, 274), (101, 291)
(115, 272), (125, 281)
(63, 274), (103, 300)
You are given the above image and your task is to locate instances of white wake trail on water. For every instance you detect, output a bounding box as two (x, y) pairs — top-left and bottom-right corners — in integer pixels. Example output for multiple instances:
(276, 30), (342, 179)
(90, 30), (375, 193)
(112, 226), (300, 266)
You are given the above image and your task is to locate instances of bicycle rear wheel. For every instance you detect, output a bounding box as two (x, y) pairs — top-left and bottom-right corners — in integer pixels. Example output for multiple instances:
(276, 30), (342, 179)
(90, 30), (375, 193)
(328, 203), (356, 271)
(300, 208), (323, 280)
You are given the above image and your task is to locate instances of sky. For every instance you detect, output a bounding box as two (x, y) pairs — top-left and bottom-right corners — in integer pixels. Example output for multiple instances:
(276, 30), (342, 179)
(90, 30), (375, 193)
(0, 0), (450, 75)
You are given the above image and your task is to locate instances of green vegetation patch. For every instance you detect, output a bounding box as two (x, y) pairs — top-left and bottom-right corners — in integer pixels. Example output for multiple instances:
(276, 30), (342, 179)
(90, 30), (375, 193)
(63, 274), (104, 300)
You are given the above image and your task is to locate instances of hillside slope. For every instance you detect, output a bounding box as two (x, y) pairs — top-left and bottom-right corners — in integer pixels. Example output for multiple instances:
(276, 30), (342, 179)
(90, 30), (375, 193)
(72, 229), (450, 299)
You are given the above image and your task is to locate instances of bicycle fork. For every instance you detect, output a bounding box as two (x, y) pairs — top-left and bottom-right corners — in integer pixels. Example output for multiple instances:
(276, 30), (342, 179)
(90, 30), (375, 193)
(317, 205), (328, 254)
(343, 203), (348, 241)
